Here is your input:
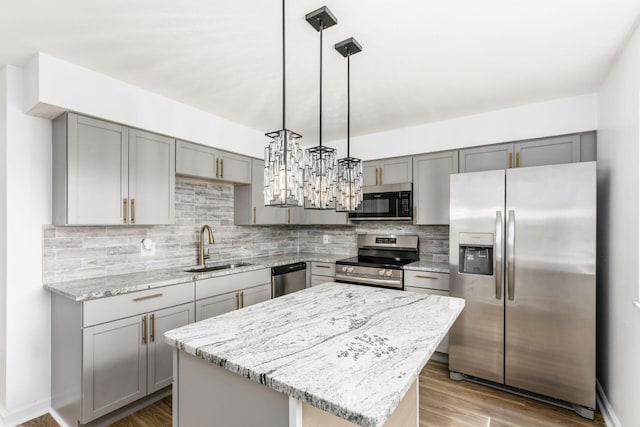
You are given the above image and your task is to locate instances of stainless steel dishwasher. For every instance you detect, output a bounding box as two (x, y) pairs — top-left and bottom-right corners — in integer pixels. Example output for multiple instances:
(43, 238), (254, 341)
(271, 262), (307, 298)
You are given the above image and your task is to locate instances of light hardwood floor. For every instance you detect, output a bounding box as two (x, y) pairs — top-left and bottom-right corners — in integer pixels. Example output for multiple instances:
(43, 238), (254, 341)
(21, 361), (605, 427)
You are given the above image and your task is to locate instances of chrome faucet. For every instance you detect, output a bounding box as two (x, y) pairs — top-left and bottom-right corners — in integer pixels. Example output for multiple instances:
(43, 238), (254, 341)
(198, 225), (214, 266)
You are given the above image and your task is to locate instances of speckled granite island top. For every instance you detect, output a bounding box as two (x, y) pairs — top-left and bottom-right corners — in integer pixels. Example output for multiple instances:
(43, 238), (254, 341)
(165, 282), (465, 427)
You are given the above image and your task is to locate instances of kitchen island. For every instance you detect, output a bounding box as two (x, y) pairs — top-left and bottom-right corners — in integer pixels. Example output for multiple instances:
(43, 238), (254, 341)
(165, 282), (464, 427)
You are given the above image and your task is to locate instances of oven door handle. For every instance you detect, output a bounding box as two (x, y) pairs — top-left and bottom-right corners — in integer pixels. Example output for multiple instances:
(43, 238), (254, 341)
(335, 273), (403, 289)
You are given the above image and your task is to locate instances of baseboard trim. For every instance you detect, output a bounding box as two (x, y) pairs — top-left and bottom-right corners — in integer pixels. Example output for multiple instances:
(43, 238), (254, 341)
(50, 409), (73, 427)
(596, 380), (622, 427)
(0, 397), (51, 427)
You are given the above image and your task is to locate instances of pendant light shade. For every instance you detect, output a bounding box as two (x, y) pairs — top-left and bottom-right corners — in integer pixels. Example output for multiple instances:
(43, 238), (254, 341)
(264, 0), (304, 207)
(335, 37), (363, 212)
(303, 6), (338, 209)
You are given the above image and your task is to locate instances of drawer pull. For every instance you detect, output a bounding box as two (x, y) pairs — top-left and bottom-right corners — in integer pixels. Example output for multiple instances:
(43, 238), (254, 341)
(132, 293), (163, 302)
(416, 275), (438, 280)
(315, 265), (331, 269)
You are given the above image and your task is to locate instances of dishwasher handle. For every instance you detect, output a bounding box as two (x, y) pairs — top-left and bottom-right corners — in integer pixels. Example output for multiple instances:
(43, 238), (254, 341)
(271, 262), (307, 276)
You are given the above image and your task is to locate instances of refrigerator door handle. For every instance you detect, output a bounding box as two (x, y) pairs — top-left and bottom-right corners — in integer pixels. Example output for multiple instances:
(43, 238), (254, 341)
(507, 209), (516, 301)
(494, 210), (503, 300)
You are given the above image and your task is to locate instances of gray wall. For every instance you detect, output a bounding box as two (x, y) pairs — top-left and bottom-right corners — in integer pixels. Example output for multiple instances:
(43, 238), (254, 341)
(596, 19), (640, 427)
(43, 177), (448, 283)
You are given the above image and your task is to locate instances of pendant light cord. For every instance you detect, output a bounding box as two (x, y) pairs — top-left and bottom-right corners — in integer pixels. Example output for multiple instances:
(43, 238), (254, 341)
(319, 20), (323, 149)
(282, 0), (286, 129)
(347, 50), (352, 203)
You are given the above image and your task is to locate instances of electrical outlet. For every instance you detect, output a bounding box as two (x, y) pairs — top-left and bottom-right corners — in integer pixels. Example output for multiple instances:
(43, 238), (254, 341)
(323, 234), (330, 244)
(140, 238), (155, 256)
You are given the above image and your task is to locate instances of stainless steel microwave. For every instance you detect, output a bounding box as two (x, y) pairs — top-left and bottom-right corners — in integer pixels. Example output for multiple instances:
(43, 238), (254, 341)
(348, 183), (413, 221)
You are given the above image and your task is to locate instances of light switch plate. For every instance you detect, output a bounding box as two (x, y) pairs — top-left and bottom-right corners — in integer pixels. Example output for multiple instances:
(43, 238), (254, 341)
(323, 235), (330, 244)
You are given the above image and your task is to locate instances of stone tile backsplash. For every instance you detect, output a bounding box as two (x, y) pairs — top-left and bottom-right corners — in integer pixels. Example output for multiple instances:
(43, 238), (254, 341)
(43, 178), (448, 283)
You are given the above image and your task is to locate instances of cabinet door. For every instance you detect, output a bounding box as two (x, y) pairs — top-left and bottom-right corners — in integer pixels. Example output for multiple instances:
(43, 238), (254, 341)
(175, 140), (217, 179)
(129, 129), (175, 225)
(82, 315), (146, 422)
(67, 114), (129, 225)
(241, 283), (271, 308)
(380, 157), (412, 185)
(459, 143), (513, 173)
(413, 151), (458, 225)
(363, 161), (378, 186)
(311, 275), (331, 286)
(514, 135), (580, 168)
(251, 159), (286, 225)
(219, 151), (252, 184)
(147, 303), (194, 393)
(404, 287), (450, 354)
(196, 292), (238, 321)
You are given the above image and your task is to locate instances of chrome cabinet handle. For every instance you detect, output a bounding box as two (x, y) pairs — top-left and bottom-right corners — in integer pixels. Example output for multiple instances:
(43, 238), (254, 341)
(506, 210), (515, 301)
(123, 198), (128, 224)
(494, 211), (503, 300)
(142, 315), (147, 344)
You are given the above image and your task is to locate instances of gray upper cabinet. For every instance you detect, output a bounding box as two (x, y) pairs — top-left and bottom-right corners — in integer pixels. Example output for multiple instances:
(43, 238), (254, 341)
(129, 129), (175, 225)
(514, 135), (580, 168)
(53, 113), (175, 225)
(175, 140), (217, 179)
(176, 140), (251, 184)
(218, 151), (252, 184)
(413, 151), (458, 225)
(234, 159), (286, 225)
(459, 144), (513, 173)
(363, 156), (413, 186)
(459, 133), (594, 173)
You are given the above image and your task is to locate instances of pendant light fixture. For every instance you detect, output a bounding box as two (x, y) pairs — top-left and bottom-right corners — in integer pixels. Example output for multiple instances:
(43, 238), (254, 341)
(334, 37), (363, 212)
(303, 6), (338, 209)
(264, 0), (304, 207)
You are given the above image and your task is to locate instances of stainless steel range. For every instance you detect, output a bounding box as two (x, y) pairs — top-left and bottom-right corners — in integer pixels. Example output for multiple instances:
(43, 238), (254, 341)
(335, 234), (419, 289)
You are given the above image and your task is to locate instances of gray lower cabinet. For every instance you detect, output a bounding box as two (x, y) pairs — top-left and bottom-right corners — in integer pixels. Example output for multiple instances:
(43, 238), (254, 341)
(459, 133), (594, 173)
(52, 282), (195, 426)
(53, 113), (175, 225)
(412, 151), (458, 225)
(363, 156), (413, 186)
(196, 283), (271, 321)
(310, 261), (335, 286)
(176, 139), (251, 184)
(195, 268), (272, 321)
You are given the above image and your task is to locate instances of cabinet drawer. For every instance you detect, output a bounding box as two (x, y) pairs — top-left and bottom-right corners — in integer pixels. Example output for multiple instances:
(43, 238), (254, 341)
(311, 262), (335, 277)
(83, 281), (194, 327)
(404, 271), (449, 291)
(196, 268), (271, 300)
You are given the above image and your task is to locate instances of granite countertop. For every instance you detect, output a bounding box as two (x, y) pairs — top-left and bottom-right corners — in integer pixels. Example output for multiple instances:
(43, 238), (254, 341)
(43, 252), (348, 302)
(403, 260), (450, 273)
(165, 282), (464, 427)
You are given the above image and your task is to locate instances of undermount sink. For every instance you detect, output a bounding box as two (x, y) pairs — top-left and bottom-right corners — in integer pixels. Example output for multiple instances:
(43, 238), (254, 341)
(184, 263), (252, 273)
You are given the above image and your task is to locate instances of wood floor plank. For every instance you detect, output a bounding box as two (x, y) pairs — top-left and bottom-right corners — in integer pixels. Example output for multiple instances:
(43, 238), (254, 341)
(21, 361), (606, 427)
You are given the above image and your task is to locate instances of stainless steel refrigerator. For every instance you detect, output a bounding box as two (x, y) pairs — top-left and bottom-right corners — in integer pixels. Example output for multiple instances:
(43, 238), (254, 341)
(448, 161), (596, 419)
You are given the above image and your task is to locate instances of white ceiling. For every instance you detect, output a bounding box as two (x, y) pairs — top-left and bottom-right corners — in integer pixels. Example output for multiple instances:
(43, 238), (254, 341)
(1, 0), (639, 145)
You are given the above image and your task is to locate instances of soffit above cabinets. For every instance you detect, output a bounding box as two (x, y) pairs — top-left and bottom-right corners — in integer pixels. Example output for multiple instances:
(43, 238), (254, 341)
(0, 0), (638, 143)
